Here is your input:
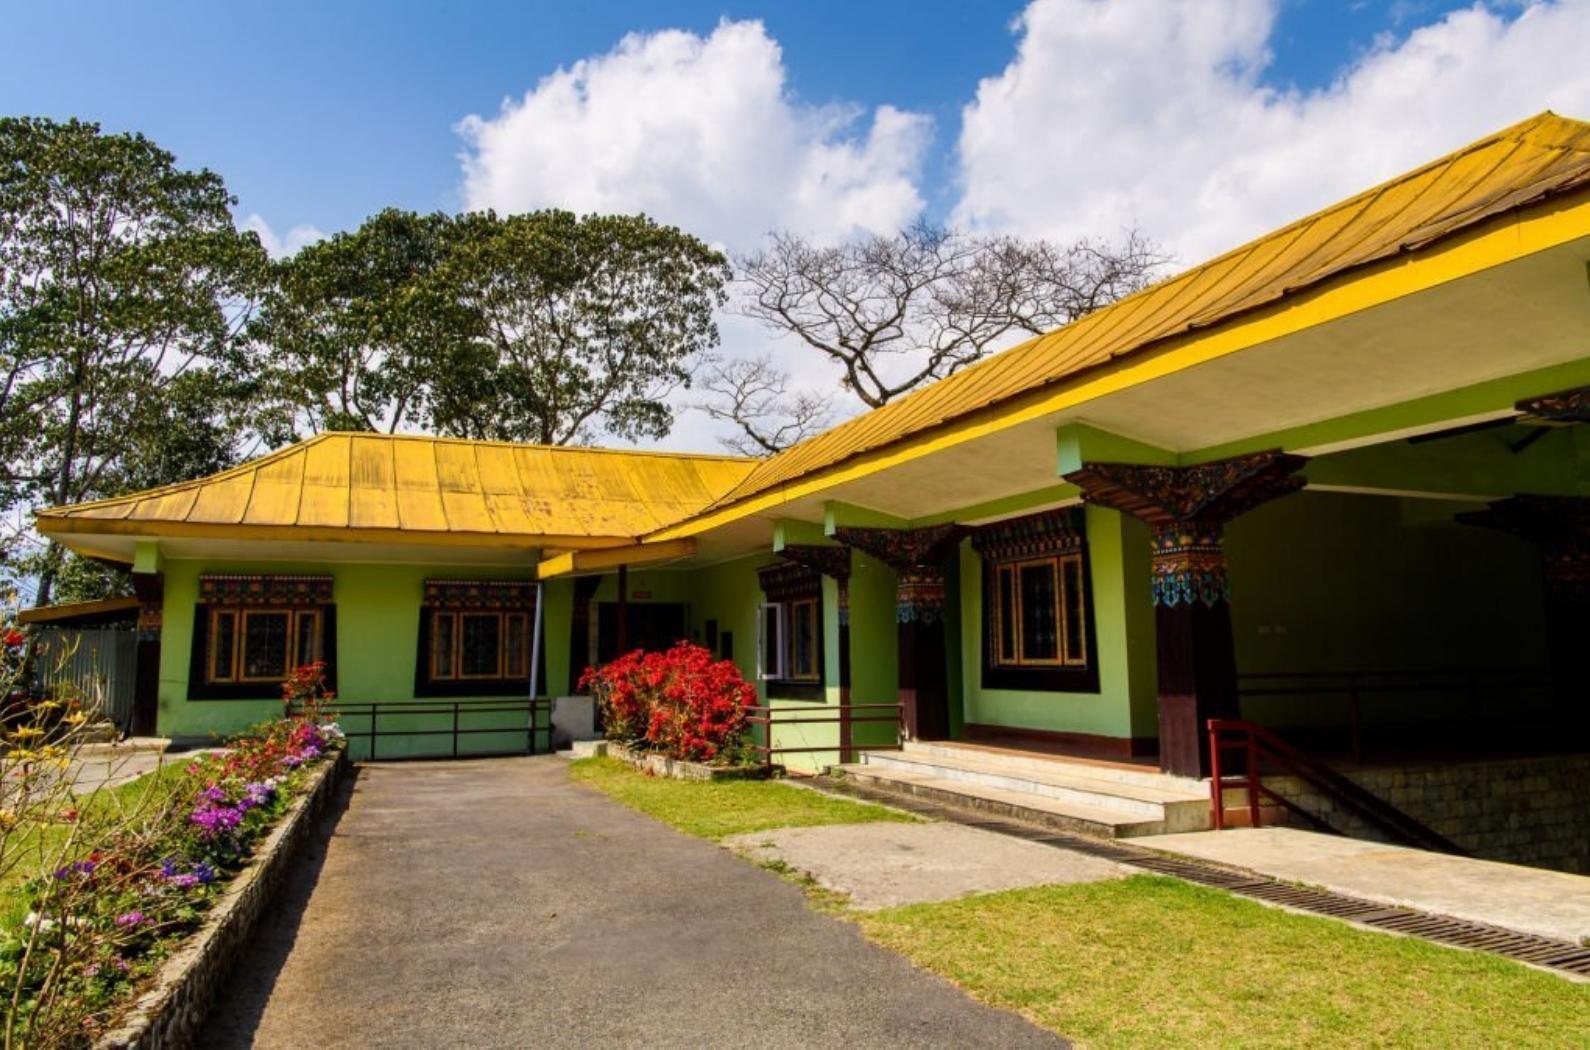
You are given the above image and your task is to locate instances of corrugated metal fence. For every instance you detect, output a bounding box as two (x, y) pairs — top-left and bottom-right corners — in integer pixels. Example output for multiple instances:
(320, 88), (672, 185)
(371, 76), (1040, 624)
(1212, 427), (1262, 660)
(29, 628), (136, 733)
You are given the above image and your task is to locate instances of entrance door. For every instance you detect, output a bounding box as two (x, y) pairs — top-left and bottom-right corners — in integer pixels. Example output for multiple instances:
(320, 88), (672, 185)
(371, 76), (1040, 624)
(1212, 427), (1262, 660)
(596, 602), (689, 663)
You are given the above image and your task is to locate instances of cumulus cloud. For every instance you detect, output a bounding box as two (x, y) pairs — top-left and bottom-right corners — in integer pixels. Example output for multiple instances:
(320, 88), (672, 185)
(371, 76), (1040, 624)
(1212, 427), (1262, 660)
(455, 19), (931, 252)
(242, 214), (326, 259)
(955, 0), (1590, 262)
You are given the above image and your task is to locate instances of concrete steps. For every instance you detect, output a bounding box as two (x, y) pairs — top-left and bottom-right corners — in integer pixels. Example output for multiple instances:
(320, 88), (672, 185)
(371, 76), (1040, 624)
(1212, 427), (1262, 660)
(835, 741), (1213, 839)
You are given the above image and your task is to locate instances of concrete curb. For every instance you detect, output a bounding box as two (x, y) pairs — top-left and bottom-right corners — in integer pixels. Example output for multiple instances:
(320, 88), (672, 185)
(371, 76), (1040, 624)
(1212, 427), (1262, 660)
(607, 741), (770, 781)
(95, 747), (350, 1049)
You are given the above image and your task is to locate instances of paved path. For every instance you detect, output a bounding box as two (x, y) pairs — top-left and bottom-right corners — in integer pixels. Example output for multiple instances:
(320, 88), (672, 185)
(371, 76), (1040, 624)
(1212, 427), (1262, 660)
(1150, 826), (1590, 944)
(203, 757), (1063, 1049)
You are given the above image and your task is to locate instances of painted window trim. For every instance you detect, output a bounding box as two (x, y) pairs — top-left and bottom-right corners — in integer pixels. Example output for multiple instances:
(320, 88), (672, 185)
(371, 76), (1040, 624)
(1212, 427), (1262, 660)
(980, 545), (1101, 695)
(188, 602), (336, 701)
(414, 600), (538, 699)
(757, 598), (826, 700)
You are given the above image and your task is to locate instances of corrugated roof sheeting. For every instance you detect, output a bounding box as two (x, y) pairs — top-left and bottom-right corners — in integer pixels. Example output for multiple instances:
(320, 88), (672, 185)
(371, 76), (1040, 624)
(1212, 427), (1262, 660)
(40, 434), (756, 541)
(703, 112), (1590, 512)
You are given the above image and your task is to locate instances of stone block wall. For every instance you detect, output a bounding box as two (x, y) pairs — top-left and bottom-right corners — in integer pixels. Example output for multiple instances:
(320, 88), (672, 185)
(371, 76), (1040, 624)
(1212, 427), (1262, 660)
(1265, 754), (1590, 875)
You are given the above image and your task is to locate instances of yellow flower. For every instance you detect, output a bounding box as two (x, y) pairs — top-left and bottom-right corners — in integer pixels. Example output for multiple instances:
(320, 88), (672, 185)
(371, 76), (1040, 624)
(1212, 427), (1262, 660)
(8, 749), (35, 763)
(0, 809), (16, 830)
(9, 726), (42, 740)
(33, 700), (60, 712)
(63, 712), (87, 726)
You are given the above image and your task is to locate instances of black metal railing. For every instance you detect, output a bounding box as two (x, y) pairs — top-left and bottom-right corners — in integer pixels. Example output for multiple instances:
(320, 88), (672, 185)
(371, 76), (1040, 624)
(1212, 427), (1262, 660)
(745, 701), (903, 772)
(1236, 668), (1550, 762)
(291, 697), (551, 761)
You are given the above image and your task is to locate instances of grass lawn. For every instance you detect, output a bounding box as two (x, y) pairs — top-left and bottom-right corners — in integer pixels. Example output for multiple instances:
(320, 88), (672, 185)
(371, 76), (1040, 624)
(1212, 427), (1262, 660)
(858, 875), (1590, 1049)
(568, 756), (916, 840)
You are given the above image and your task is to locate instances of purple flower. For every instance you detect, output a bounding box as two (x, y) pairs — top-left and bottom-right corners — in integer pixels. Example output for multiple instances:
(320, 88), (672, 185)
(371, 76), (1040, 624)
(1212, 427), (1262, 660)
(114, 911), (144, 927)
(190, 803), (243, 837)
(160, 858), (179, 879)
(171, 873), (200, 889)
(200, 785), (226, 804)
(194, 861), (217, 884)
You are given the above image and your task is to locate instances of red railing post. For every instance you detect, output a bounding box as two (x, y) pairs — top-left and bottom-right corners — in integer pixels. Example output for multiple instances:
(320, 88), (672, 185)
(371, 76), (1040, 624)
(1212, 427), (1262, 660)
(1208, 720), (1226, 831)
(1245, 730), (1262, 830)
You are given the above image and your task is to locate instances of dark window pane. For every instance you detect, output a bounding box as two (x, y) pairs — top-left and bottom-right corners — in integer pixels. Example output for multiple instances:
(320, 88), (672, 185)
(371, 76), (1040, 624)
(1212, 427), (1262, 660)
(792, 601), (817, 679)
(1019, 562), (1059, 662)
(433, 612), (456, 679)
(211, 612), (236, 681)
(1062, 557), (1086, 663)
(242, 612), (291, 679)
(761, 604), (781, 678)
(997, 567), (1017, 662)
(295, 611), (320, 667)
(461, 613), (502, 677)
(505, 614), (528, 678)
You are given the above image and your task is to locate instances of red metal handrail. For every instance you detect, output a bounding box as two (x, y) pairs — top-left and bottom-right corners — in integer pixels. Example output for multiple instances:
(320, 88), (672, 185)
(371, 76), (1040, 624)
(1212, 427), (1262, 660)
(745, 702), (903, 772)
(1208, 718), (1467, 855)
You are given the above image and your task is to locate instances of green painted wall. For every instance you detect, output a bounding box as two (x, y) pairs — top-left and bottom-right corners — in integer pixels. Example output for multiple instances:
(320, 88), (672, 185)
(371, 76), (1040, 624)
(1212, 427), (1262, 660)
(1226, 490), (1550, 728)
(957, 504), (1157, 741)
(157, 559), (547, 758)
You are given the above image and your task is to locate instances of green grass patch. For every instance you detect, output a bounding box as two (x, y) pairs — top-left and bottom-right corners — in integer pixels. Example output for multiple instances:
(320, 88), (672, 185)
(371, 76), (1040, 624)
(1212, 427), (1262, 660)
(568, 756), (916, 840)
(858, 875), (1590, 1049)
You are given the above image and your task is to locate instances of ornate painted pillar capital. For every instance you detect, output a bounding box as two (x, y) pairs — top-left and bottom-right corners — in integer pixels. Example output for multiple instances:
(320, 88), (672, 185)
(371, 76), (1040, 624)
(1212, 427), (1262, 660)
(1458, 494), (1590, 601)
(1064, 450), (1307, 609)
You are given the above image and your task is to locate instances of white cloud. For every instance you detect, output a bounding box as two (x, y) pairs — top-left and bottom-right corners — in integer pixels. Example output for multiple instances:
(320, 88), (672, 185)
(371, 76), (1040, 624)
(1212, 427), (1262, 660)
(242, 214), (326, 259)
(955, 0), (1590, 263)
(455, 19), (931, 252)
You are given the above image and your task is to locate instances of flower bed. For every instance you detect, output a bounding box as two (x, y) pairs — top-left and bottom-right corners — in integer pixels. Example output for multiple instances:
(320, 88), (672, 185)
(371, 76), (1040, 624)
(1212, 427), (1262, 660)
(604, 742), (770, 782)
(578, 642), (760, 778)
(0, 716), (344, 1048)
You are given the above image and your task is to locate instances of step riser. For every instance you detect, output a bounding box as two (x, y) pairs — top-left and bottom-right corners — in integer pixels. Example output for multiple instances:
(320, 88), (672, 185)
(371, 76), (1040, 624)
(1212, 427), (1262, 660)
(901, 740), (1199, 790)
(842, 769), (1165, 839)
(864, 751), (1196, 822)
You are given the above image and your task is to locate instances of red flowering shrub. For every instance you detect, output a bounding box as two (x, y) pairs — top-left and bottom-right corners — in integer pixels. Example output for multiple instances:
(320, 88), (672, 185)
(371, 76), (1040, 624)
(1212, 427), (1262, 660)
(578, 642), (756, 763)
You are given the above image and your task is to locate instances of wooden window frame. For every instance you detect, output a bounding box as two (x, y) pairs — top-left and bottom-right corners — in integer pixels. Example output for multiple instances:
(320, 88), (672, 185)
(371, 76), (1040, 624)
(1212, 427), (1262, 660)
(991, 554), (1088, 670)
(206, 607), (321, 685)
(980, 548), (1099, 694)
(415, 603), (537, 698)
(757, 598), (824, 695)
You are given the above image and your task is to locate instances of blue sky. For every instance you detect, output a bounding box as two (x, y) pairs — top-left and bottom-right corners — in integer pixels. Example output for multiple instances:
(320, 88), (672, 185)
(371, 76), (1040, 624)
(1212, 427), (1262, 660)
(7, 0), (1588, 451)
(3, 0), (1488, 239)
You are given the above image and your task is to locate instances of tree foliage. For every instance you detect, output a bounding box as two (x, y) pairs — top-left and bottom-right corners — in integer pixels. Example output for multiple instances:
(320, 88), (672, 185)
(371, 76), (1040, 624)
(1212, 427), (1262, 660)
(257, 209), (731, 446)
(0, 117), (269, 603)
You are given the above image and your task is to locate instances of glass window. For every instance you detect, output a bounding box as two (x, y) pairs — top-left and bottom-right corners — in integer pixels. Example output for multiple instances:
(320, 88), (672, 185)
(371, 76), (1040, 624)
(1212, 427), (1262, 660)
(1019, 561), (1060, 663)
(210, 611), (237, 682)
(295, 610), (321, 665)
(759, 603), (784, 681)
(790, 599), (819, 681)
(460, 613), (501, 678)
(505, 613), (529, 678)
(432, 611), (457, 680)
(990, 553), (1088, 670)
(240, 611), (291, 680)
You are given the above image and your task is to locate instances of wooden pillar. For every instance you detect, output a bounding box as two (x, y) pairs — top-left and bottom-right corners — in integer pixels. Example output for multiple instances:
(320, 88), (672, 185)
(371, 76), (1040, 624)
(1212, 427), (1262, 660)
(1065, 451), (1307, 777)
(130, 571), (162, 738)
(569, 574), (602, 678)
(1458, 494), (1590, 724)
(832, 525), (966, 742)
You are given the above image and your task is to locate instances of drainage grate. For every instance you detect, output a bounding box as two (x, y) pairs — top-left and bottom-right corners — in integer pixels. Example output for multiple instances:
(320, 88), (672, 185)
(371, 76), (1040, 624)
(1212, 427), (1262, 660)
(810, 775), (1590, 979)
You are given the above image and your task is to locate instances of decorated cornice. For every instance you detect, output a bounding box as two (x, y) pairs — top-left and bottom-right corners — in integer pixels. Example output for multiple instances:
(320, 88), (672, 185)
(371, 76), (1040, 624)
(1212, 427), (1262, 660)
(757, 561), (822, 601)
(423, 579), (535, 610)
(1062, 450), (1307, 526)
(971, 508), (1085, 561)
(775, 544), (851, 581)
(831, 524), (969, 571)
(1516, 386), (1590, 426)
(199, 574), (332, 607)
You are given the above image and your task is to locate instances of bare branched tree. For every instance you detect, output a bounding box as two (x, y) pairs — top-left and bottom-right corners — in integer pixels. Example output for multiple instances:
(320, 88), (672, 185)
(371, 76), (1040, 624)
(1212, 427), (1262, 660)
(734, 221), (1166, 410)
(694, 354), (833, 455)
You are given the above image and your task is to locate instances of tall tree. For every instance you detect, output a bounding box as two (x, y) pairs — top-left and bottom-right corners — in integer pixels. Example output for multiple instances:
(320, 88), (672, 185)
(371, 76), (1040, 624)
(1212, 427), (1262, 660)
(251, 208), (470, 438)
(437, 210), (730, 445)
(0, 117), (268, 604)
(715, 222), (1165, 453)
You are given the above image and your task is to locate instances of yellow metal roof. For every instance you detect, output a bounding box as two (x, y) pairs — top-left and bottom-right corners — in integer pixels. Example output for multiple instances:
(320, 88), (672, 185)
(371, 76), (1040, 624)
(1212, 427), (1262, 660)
(38, 433), (756, 546)
(688, 111), (1590, 520)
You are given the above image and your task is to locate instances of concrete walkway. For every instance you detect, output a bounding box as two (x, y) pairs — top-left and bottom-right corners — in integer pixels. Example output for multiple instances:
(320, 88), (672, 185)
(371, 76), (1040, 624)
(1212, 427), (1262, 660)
(203, 757), (1063, 1049)
(1149, 827), (1590, 945)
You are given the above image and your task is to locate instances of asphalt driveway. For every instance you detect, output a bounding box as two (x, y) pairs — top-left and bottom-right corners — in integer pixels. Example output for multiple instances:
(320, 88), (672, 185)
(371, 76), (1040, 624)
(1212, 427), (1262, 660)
(203, 756), (1063, 1048)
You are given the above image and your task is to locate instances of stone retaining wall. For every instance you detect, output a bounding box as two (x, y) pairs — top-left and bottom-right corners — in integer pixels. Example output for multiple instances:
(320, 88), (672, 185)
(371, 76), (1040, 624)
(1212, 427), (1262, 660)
(96, 748), (350, 1049)
(1266, 753), (1590, 874)
(607, 742), (769, 781)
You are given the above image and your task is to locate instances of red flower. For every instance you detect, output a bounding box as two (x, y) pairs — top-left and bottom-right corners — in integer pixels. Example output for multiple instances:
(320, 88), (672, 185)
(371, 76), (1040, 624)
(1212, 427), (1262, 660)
(581, 642), (753, 762)
(2, 629), (24, 648)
